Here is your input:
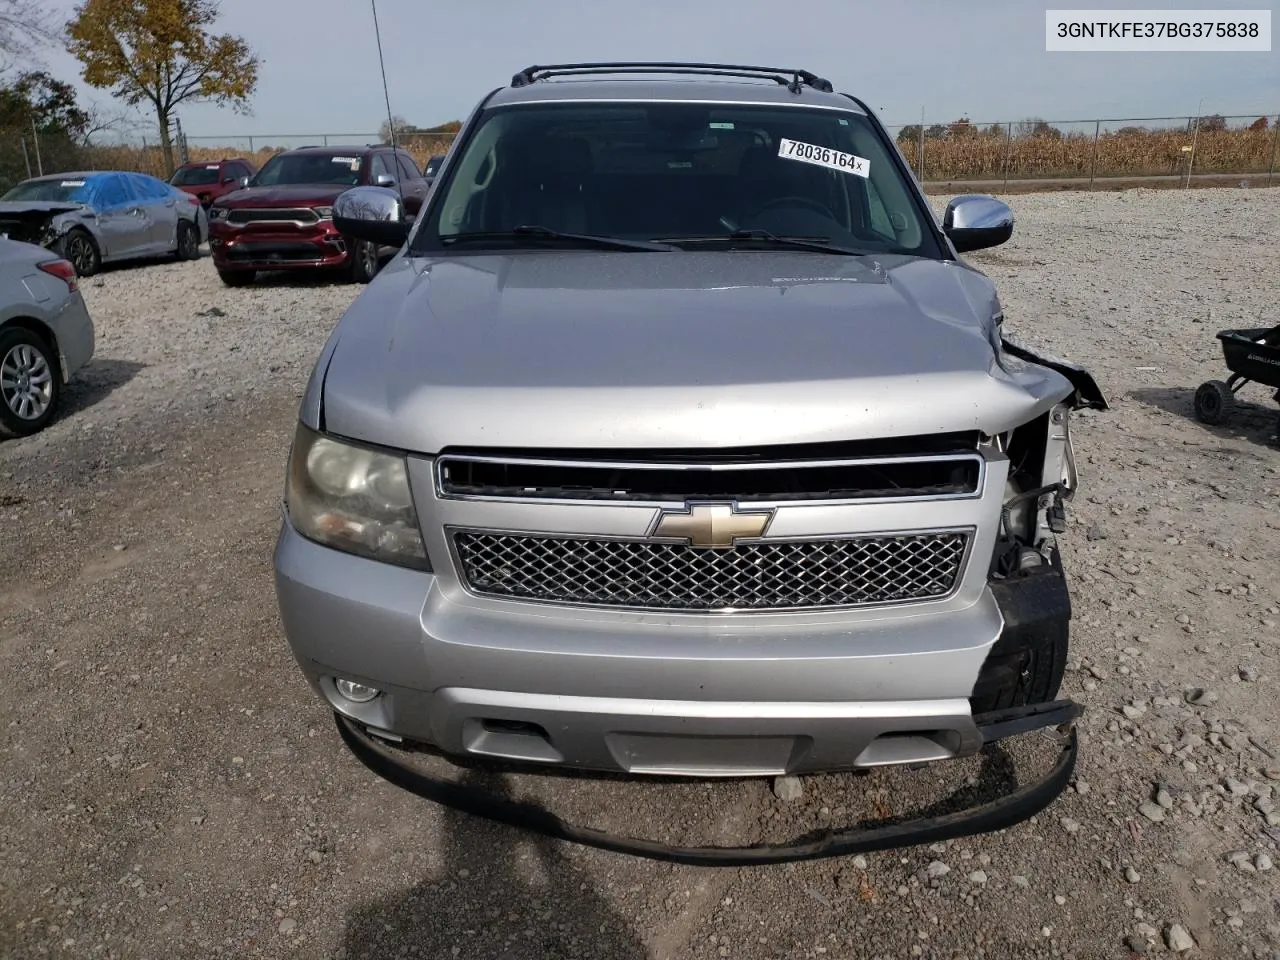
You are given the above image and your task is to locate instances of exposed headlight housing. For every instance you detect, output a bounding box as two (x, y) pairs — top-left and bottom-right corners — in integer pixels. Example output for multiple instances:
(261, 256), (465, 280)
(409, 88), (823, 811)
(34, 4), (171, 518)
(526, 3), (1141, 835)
(284, 423), (431, 570)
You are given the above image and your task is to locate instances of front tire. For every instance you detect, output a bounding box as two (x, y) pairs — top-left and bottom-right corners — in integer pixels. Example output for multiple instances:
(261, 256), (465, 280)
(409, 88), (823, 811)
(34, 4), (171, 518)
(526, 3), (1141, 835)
(175, 220), (200, 260)
(217, 268), (256, 287)
(58, 228), (100, 277)
(0, 326), (61, 439)
(346, 239), (379, 284)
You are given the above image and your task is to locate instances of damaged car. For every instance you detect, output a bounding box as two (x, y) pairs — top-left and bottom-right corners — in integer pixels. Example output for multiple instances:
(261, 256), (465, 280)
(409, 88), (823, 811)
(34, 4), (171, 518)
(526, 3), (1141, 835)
(273, 62), (1108, 861)
(0, 170), (207, 277)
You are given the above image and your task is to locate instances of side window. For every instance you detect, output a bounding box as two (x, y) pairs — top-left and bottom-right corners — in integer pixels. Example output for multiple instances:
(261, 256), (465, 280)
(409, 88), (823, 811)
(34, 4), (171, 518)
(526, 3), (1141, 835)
(135, 175), (168, 200)
(370, 153), (394, 182)
(863, 179), (896, 240)
(396, 152), (420, 181)
(95, 175), (129, 209)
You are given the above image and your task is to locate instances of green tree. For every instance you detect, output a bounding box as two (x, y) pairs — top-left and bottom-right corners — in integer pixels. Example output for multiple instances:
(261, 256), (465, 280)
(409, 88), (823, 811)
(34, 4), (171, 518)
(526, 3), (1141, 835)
(0, 70), (91, 190)
(0, 70), (90, 136)
(65, 0), (258, 175)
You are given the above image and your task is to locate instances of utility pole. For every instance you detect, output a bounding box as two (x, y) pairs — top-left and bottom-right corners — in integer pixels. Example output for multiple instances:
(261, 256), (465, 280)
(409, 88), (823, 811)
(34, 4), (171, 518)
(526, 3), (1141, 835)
(917, 106), (925, 180)
(1185, 98), (1203, 189)
(30, 118), (43, 176)
(1267, 113), (1279, 188)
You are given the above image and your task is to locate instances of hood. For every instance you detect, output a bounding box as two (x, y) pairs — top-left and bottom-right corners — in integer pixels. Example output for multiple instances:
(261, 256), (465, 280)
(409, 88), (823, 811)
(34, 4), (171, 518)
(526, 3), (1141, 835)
(318, 250), (1080, 453)
(0, 201), (85, 218)
(215, 184), (351, 207)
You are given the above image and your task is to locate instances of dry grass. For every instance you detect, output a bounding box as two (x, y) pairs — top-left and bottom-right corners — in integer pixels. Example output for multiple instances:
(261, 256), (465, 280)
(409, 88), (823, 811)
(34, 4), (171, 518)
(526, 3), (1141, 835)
(904, 128), (1278, 181)
(78, 132), (458, 180)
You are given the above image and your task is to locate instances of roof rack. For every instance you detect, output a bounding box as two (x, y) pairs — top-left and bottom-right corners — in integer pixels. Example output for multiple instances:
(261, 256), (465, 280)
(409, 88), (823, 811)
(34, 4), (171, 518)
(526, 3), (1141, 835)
(509, 62), (834, 95)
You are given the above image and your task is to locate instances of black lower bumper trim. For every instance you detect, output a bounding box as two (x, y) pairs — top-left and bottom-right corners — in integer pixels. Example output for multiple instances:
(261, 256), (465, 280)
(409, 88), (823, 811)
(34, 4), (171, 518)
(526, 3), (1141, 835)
(333, 697), (1081, 867)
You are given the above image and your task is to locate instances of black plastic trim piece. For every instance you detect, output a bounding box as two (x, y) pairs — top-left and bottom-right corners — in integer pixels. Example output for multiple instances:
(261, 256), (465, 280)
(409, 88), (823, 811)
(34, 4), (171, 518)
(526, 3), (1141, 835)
(1000, 335), (1109, 411)
(333, 699), (1080, 867)
(510, 62), (834, 93)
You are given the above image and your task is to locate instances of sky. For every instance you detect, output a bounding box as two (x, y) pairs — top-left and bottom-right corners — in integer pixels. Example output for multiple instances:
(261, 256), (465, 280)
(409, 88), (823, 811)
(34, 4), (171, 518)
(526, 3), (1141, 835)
(29, 0), (1280, 143)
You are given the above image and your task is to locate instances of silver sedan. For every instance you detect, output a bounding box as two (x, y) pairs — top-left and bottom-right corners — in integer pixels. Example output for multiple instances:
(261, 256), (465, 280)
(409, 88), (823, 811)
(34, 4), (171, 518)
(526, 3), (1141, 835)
(0, 170), (207, 277)
(0, 237), (96, 438)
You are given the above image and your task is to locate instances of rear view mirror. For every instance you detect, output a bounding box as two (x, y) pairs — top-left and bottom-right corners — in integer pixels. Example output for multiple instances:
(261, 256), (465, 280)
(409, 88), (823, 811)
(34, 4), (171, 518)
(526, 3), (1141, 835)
(237, 176), (250, 189)
(942, 195), (1014, 253)
(374, 173), (397, 188)
(333, 185), (411, 247)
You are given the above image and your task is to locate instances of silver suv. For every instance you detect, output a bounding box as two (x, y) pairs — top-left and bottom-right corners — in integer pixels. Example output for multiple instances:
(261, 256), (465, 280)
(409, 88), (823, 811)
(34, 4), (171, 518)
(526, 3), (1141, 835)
(273, 63), (1106, 846)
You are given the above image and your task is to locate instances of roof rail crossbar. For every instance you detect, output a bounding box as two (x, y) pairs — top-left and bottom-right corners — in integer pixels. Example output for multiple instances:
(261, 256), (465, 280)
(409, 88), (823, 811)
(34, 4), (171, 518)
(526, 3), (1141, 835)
(509, 62), (834, 94)
(530, 66), (792, 87)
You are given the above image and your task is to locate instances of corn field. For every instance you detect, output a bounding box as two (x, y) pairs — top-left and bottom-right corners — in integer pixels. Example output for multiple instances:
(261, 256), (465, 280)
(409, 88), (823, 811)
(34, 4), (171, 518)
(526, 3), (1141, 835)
(894, 127), (1280, 181)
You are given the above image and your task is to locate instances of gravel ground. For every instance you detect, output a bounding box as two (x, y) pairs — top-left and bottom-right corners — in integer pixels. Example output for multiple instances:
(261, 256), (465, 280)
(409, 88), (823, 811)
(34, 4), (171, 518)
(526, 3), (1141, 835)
(2, 187), (1279, 960)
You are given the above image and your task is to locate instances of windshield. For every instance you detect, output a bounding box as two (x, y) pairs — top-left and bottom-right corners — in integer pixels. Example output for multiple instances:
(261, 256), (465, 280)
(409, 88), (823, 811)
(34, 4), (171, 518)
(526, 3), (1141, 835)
(252, 152), (365, 186)
(1, 177), (92, 204)
(171, 165), (221, 186)
(414, 101), (938, 257)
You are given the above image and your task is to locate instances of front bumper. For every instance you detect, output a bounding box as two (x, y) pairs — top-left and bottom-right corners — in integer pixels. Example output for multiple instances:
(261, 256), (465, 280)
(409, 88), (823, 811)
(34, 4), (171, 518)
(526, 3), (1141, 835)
(209, 220), (349, 270)
(333, 697), (1081, 866)
(274, 512), (1062, 777)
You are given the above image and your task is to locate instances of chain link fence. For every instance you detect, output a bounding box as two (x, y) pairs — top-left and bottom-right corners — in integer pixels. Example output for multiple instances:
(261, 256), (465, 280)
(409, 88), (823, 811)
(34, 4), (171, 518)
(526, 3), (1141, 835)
(4, 114), (1279, 195)
(885, 113), (1280, 187)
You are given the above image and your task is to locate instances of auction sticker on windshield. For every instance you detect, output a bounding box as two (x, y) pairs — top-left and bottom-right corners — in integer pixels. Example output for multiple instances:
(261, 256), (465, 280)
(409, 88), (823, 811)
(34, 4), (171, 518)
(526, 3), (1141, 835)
(777, 139), (870, 178)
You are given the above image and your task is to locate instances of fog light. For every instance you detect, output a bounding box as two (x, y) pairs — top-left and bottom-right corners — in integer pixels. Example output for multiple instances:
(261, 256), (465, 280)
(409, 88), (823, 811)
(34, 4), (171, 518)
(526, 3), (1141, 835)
(335, 678), (381, 703)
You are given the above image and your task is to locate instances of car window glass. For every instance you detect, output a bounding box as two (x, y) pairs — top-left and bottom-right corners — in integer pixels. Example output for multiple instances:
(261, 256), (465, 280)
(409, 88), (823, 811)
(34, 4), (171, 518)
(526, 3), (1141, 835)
(171, 165), (219, 186)
(95, 175), (130, 209)
(396, 153), (419, 180)
(419, 103), (933, 255)
(0, 177), (91, 203)
(254, 152), (364, 186)
(370, 153), (394, 181)
(135, 175), (169, 200)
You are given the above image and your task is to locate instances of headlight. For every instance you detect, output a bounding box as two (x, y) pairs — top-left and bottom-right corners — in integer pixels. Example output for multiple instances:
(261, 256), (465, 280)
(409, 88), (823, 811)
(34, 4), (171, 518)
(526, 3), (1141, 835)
(314, 206), (333, 219)
(209, 206), (229, 220)
(284, 423), (430, 570)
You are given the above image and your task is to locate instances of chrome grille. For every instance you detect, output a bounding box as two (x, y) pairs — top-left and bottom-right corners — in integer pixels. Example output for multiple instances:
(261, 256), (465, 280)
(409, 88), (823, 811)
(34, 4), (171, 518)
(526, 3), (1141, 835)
(226, 207), (318, 224)
(451, 530), (969, 611)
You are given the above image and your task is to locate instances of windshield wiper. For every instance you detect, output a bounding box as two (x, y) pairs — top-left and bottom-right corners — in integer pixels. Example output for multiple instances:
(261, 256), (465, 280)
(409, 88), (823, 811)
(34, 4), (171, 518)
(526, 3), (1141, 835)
(657, 229), (868, 256)
(442, 225), (677, 252)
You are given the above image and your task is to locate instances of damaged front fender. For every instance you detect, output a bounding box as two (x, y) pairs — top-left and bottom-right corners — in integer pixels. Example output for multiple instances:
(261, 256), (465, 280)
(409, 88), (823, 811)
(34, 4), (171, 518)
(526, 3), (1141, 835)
(999, 333), (1109, 411)
(0, 203), (92, 250)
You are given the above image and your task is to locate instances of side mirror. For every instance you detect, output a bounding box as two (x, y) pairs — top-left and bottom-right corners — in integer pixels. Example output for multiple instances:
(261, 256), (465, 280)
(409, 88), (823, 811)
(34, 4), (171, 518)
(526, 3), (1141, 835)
(236, 175), (250, 189)
(374, 173), (397, 188)
(333, 185), (410, 247)
(942, 195), (1013, 253)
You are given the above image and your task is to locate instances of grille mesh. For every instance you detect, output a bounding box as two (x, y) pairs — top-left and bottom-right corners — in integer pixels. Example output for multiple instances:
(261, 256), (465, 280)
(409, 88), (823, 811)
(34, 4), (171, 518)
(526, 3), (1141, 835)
(226, 207), (318, 224)
(452, 531), (969, 611)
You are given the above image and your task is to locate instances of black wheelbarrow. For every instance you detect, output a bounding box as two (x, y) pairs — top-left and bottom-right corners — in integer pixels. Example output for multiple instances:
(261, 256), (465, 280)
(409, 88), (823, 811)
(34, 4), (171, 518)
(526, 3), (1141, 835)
(1194, 325), (1280, 431)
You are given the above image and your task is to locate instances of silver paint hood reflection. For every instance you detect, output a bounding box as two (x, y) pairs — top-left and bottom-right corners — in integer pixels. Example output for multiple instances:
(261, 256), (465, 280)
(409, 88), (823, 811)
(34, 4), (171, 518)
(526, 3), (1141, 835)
(317, 250), (1079, 453)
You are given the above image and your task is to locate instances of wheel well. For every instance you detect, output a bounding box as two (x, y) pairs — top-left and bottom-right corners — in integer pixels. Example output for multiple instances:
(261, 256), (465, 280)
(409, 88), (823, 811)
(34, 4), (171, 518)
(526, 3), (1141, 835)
(62, 225), (99, 247)
(1, 317), (62, 382)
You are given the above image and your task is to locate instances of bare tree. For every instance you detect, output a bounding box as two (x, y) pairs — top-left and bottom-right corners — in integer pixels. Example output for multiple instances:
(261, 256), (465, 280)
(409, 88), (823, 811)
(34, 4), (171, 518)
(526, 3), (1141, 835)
(76, 98), (149, 146)
(0, 0), (58, 73)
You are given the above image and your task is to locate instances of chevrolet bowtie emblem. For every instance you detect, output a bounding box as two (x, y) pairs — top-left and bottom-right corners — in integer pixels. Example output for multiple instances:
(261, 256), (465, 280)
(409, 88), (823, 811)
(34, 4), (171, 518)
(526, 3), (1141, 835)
(651, 503), (774, 550)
